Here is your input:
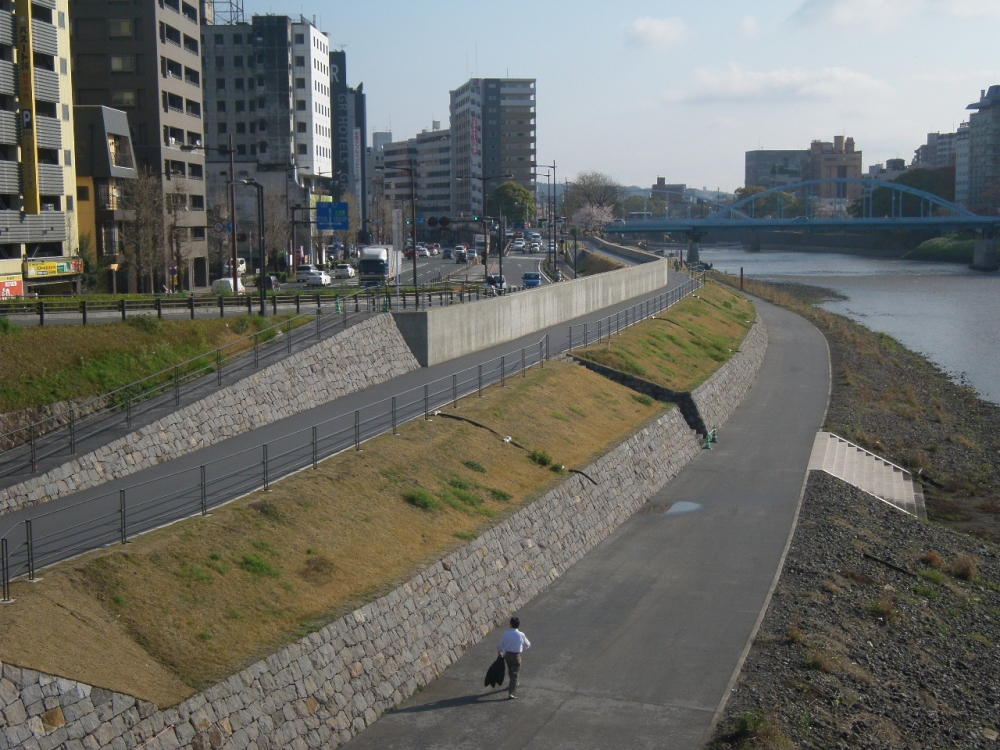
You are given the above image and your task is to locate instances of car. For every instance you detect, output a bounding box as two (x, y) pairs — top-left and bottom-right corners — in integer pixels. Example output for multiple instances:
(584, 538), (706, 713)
(522, 271), (542, 288)
(211, 277), (246, 295)
(484, 274), (507, 295)
(529, 242), (540, 254)
(416, 247), (431, 258)
(295, 264), (319, 282)
(261, 274), (281, 292)
(428, 246), (438, 256)
(442, 247), (454, 259)
(455, 248), (467, 263)
(467, 248), (478, 260)
(334, 263), (355, 279)
(513, 239), (525, 251)
(305, 271), (331, 287)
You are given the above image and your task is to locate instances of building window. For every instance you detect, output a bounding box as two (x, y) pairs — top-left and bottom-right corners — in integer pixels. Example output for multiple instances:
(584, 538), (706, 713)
(297, 143), (307, 154)
(188, 163), (203, 179)
(249, 145), (256, 156)
(235, 100), (245, 112)
(190, 195), (204, 210)
(109, 19), (134, 38)
(64, 149), (72, 166)
(294, 33), (305, 44)
(192, 227), (206, 239)
(182, 3), (198, 23)
(217, 122), (227, 134)
(295, 78), (305, 89)
(259, 142), (267, 154)
(185, 67), (199, 85)
(78, 186), (90, 201)
(163, 24), (181, 46)
(61, 104), (69, 121)
(258, 120), (266, 131)
(296, 100), (305, 111)
(232, 33), (242, 45)
(235, 122), (245, 134)
(258, 97), (266, 108)
(295, 56), (305, 67)
(112, 90), (136, 107)
(216, 77), (225, 89)
(183, 35), (198, 54)
(257, 75), (265, 87)
(216, 100), (226, 112)
(187, 131), (201, 147)
(233, 55), (243, 67)
(215, 56), (224, 69)
(236, 144), (246, 155)
(234, 78), (244, 90)
(110, 55), (135, 73)
(214, 33), (224, 44)
(186, 100), (201, 117)
(297, 122), (306, 133)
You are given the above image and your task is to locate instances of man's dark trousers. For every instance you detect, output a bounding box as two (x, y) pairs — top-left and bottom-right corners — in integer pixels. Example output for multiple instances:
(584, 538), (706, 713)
(503, 652), (521, 697)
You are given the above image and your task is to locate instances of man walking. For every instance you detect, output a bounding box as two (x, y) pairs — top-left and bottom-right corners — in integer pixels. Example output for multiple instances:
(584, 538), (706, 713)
(497, 616), (531, 699)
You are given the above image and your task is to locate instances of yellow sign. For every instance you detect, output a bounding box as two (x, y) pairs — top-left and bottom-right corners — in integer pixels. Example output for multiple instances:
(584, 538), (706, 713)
(25, 259), (83, 278)
(15, 0), (39, 214)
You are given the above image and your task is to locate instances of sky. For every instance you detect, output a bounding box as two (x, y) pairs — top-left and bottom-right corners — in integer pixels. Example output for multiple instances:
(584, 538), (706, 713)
(243, 0), (1000, 192)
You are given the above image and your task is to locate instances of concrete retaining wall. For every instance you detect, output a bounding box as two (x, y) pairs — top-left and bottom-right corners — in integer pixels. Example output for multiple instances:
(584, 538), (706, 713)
(590, 237), (662, 264)
(393, 260), (670, 366)
(0, 317), (768, 750)
(0, 315), (420, 516)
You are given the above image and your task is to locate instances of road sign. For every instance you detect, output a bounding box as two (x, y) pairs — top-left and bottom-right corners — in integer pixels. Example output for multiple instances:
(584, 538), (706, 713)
(317, 201), (350, 231)
(417, 216), (425, 225)
(212, 221), (226, 234)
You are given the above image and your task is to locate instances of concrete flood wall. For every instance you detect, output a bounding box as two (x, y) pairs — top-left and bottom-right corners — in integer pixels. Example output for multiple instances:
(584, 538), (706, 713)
(0, 318), (767, 750)
(393, 260), (670, 366)
(589, 237), (662, 264)
(0, 315), (420, 516)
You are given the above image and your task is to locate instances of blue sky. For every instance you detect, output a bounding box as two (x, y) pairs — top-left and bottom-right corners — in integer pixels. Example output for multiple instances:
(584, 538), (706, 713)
(244, 0), (1000, 191)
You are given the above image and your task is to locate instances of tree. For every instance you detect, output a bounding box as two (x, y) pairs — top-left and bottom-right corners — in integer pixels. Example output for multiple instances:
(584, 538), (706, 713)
(206, 201), (230, 278)
(848, 166), (956, 217)
(121, 166), (165, 293)
(563, 172), (623, 217)
(262, 192), (290, 269)
(621, 195), (667, 217)
(734, 185), (801, 217)
(572, 203), (615, 235)
(488, 181), (535, 222)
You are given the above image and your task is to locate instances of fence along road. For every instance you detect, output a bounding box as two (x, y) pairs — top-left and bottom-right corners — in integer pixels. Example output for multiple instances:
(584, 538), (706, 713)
(0, 276), (700, 594)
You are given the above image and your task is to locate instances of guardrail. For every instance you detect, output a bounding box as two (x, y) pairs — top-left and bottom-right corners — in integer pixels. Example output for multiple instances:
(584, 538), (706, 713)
(0, 275), (705, 596)
(567, 275), (703, 350)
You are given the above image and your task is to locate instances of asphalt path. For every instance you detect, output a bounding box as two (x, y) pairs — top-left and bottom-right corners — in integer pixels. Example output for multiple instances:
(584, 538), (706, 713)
(0, 273), (695, 581)
(343, 298), (830, 750)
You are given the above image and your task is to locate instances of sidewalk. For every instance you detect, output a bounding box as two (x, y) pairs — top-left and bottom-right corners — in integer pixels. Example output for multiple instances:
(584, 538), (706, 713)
(343, 298), (831, 749)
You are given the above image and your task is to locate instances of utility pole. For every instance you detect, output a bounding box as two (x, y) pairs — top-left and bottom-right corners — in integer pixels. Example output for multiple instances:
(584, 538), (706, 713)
(228, 135), (238, 293)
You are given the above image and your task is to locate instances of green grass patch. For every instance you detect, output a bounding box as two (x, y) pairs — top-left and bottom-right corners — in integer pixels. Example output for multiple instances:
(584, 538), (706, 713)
(239, 554), (281, 578)
(630, 393), (654, 406)
(529, 449), (552, 467)
(463, 460), (487, 473)
(918, 568), (945, 584)
(489, 488), (512, 502)
(403, 487), (440, 511)
(454, 530), (477, 541)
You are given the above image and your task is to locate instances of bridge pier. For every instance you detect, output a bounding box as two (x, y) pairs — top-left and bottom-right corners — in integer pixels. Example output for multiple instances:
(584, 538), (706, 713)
(744, 230), (761, 253)
(972, 233), (999, 271)
(686, 233), (701, 264)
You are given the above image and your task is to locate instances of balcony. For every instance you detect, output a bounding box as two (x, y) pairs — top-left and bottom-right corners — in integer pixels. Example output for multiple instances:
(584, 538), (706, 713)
(30, 19), (58, 56)
(0, 112), (16, 145)
(0, 161), (19, 193)
(0, 13), (12, 45)
(0, 211), (66, 243)
(35, 116), (62, 149)
(0, 60), (14, 97)
(34, 68), (61, 103)
(38, 163), (64, 194)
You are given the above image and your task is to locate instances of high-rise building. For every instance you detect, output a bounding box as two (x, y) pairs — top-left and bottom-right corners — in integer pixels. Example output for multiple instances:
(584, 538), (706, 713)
(966, 86), (1000, 213)
(383, 123), (452, 220)
(449, 77), (536, 218)
(329, 50), (367, 230)
(954, 122), (971, 207)
(912, 131), (961, 169)
(744, 150), (809, 191)
(805, 136), (862, 200)
(0, 0), (80, 297)
(69, 0), (208, 290)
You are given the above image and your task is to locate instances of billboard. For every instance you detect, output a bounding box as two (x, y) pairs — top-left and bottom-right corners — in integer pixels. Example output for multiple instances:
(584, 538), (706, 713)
(470, 113), (480, 158)
(353, 127), (363, 212)
(25, 258), (83, 278)
(15, 0), (39, 213)
(0, 275), (23, 299)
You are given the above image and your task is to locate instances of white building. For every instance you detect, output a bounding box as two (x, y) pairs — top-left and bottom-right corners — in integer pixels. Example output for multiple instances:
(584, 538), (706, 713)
(292, 21), (332, 181)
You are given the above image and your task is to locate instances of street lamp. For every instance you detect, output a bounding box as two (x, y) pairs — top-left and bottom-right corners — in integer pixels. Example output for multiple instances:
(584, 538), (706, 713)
(232, 179), (266, 315)
(457, 173), (513, 290)
(183, 137), (239, 294)
(376, 162), (419, 290)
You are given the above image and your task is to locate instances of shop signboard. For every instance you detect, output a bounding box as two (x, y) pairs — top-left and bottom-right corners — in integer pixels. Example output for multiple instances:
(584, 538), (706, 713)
(0, 275), (23, 299)
(25, 258), (83, 278)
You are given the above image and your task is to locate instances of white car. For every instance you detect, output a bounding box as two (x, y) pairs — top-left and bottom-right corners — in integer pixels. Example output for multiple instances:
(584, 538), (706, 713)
(513, 239), (525, 251)
(211, 277), (245, 294)
(529, 242), (540, 254)
(416, 247), (431, 258)
(295, 265), (319, 282)
(334, 263), (355, 279)
(305, 271), (331, 287)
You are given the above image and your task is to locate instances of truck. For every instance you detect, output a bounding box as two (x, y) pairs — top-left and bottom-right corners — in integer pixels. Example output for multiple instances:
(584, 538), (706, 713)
(474, 233), (489, 258)
(358, 245), (402, 288)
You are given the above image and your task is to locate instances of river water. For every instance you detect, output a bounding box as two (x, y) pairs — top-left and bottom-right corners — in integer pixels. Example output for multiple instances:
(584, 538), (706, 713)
(700, 247), (1000, 404)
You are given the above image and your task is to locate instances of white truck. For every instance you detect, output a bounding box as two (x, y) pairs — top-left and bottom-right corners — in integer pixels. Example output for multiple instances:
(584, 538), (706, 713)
(474, 233), (489, 259)
(359, 245), (402, 288)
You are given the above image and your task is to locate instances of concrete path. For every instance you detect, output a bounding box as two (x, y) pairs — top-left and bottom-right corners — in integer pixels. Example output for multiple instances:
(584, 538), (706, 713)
(343, 298), (830, 750)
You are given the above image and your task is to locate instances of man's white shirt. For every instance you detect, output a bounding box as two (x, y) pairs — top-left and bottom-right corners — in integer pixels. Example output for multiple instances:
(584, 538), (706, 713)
(498, 628), (531, 654)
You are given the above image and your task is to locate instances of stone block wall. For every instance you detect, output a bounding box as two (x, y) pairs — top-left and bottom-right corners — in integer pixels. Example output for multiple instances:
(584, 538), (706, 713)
(0, 315), (420, 516)
(0, 320), (766, 750)
(691, 316), (767, 432)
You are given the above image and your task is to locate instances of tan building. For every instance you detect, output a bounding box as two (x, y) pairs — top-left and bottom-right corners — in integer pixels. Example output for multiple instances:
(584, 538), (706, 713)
(805, 135), (862, 200)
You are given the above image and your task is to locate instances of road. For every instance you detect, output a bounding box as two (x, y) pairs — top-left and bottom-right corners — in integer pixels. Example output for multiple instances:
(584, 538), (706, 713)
(343, 298), (830, 750)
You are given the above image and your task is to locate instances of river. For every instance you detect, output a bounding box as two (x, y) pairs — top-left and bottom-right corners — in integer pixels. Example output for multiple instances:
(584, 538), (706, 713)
(700, 247), (1000, 405)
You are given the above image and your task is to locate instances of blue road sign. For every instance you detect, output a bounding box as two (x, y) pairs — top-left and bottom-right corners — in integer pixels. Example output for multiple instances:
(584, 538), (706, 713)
(317, 202), (350, 231)
(417, 216), (425, 225)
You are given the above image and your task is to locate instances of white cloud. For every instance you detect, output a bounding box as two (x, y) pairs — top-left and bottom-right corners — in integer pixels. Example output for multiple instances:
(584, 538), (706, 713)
(623, 17), (686, 48)
(738, 16), (760, 37)
(790, 0), (1000, 27)
(667, 64), (885, 105)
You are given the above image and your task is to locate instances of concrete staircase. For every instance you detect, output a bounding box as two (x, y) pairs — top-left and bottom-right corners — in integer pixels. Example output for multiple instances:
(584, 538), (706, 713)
(808, 432), (926, 518)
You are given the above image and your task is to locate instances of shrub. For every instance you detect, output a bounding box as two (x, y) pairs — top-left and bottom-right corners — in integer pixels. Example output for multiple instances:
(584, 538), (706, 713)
(404, 487), (439, 511)
(784, 620), (805, 644)
(463, 460), (487, 474)
(449, 479), (472, 491)
(125, 314), (162, 334)
(918, 568), (945, 584)
(0, 317), (20, 336)
(950, 554), (978, 581)
(868, 596), (899, 623)
(489, 488), (512, 502)
(529, 449), (552, 467)
(232, 316), (252, 334)
(921, 550), (945, 569)
(239, 553), (280, 577)
(630, 393), (654, 406)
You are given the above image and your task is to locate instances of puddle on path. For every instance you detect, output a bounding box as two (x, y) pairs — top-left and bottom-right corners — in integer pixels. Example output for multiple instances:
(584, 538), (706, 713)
(664, 501), (701, 515)
(638, 501), (703, 516)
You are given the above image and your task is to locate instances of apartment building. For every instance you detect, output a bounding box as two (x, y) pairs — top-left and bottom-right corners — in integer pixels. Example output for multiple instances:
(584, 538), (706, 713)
(70, 0), (208, 290)
(744, 150), (809, 191)
(0, 0), (79, 297)
(450, 77), (536, 218)
(805, 136), (862, 201)
(329, 49), (366, 228)
(383, 124), (452, 221)
(966, 86), (1000, 214)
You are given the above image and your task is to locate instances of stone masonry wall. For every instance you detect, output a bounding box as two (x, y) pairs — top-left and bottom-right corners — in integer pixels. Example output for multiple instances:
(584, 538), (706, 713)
(0, 315), (420, 516)
(0, 320), (767, 750)
(691, 315), (767, 432)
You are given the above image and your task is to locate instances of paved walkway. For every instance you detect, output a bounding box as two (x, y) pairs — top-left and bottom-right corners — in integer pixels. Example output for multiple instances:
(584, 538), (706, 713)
(343, 298), (830, 750)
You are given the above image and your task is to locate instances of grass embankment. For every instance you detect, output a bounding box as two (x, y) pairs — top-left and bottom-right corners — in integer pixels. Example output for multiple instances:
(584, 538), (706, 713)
(0, 314), (296, 414)
(904, 233), (974, 263)
(0, 362), (669, 705)
(574, 281), (754, 391)
(575, 250), (625, 276)
(712, 271), (1000, 543)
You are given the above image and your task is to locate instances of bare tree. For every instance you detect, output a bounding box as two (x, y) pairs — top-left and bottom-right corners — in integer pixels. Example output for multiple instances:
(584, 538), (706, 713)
(121, 166), (165, 293)
(206, 201), (230, 278)
(563, 172), (624, 217)
(572, 204), (615, 235)
(263, 192), (290, 270)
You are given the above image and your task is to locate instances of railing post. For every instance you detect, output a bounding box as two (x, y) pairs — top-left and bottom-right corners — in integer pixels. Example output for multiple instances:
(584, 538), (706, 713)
(286, 319), (292, 353)
(1, 538), (8, 602)
(219, 296), (224, 318)
(539, 341), (544, 368)
(29, 424), (36, 472)
(545, 334), (550, 361)
(344, 299), (348, 327)
(452, 374), (458, 407)
(392, 397), (397, 435)
(316, 308), (321, 340)
(501, 356), (506, 387)
(262, 444), (269, 489)
(584, 323), (588, 347)
(315, 293), (320, 310)
(478, 364), (483, 397)
(156, 297), (162, 319)
(216, 348), (223, 386)
(25, 519), (34, 582)
(312, 426), (318, 468)
(119, 489), (127, 544)
(568, 325), (572, 351)
(295, 295), (301, 314)
(272, 294), (277, 315)
(126, 385), (132, 428)
(69, 407), (76, 454)
(81, 300), (87, 325)
(598, 320), (602, 341)
(254, 334), (259, 368)
(38, 300), (44, 327)
(189, 295), (195, 320)
(354, 411), (361, 450)
(120, 299), (127, 322)
(522, 348), (526, 377)
(424, 385), (430, 419)
(200, 465), (207, 515)
(247, 295), (252, 315)
(174, 365), (180, 406)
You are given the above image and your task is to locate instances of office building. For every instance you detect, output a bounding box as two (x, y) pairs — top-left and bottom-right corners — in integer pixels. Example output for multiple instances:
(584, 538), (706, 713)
(450, 77), (536, 218)
(74, 106), (137, 273)
(70, 0), (208, 290)
(966, 86), (1000, 214)
(744, 150), (809, 191)
(330, 50), (366, 229)
(651, 178), (688, 212)
(0, 0), (79, 297)
(954, 122), (971, 207)
(912, 131), (960, 169)
(383, 123), (452, 220)
(805, 136), (863, 200)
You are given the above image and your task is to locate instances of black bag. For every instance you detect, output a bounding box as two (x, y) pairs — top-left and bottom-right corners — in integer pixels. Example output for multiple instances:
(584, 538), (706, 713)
(484, 655), (506, 687)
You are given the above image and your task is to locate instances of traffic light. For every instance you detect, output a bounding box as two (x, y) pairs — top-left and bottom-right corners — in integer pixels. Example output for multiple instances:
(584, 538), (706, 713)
(427, 217), (438, 228)
(426, 216), (451, 228)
